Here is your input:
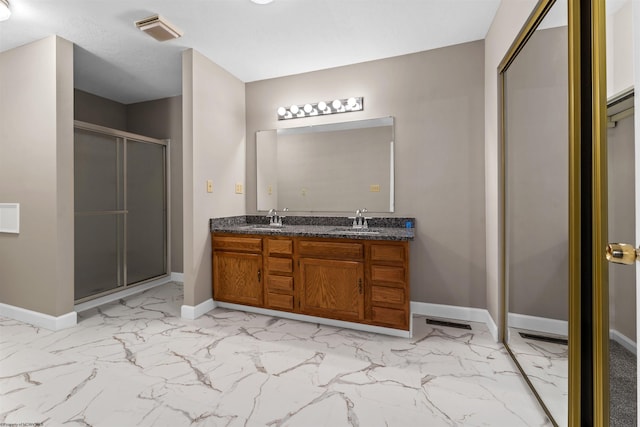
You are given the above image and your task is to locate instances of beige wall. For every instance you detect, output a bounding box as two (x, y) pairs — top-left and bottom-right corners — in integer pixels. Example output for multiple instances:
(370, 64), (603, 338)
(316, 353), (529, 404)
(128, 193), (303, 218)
(182, 49), (246, 307)
(484, 0), (538, 331)
(74, 89), (126, 130)
(127, 96), (184, 273)
(608, 113), (636, 341)
(0, 36), (75, 316)
(607, 0), (634, 97)
(246, 42), (486, 307)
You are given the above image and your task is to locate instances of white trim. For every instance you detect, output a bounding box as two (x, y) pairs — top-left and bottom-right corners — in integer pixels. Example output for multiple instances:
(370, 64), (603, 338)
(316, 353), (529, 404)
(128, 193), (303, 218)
(507, 312), (568, 337)
(217, 301), (412, 338)
(411, 301), (499, 342)
(74, 275), (173, 313)
(0, 303), (76, 330)
(181, 298), (216, 320)
(171, 272), (184, 283)
(610, 329), (637, 355)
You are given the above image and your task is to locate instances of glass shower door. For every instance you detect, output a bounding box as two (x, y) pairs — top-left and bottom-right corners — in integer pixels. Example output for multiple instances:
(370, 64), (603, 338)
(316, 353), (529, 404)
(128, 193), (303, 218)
(126, 139), (167, 284)
(74, 129), (125, 300)
(74, 124), (168, 302)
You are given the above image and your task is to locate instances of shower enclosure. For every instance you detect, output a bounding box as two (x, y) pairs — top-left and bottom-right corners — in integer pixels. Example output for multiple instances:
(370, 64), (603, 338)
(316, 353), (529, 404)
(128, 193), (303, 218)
(74, 121), (169, 302)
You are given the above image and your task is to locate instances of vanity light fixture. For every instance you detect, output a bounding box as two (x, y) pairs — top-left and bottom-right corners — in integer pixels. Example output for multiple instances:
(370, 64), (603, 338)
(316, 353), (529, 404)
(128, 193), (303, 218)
(277, 97), (363, 120)
(0, 0), (11, 22)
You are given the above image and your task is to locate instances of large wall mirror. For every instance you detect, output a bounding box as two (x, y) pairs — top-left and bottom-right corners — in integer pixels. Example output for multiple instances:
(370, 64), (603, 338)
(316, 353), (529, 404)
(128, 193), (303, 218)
(501, 0), (569, 425)
(256, 117), (394, 212)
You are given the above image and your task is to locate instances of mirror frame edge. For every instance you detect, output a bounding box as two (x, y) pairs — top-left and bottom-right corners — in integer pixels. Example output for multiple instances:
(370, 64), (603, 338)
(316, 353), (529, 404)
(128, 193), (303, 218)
(498, 0), (581, 425)
(590, 0), (609, 425)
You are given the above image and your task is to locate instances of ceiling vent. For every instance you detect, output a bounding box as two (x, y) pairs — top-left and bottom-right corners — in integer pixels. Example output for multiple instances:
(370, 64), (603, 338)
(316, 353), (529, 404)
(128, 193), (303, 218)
(135, 14), (183, 42)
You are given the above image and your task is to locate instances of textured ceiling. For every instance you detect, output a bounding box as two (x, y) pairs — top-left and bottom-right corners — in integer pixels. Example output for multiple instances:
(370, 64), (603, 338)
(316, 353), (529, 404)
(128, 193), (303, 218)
(0, 0), (502, 104)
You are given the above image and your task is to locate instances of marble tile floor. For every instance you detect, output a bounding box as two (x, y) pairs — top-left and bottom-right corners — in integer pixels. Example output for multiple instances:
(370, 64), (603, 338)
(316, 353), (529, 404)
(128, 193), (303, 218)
(0, 282), (552, 426)
(506, 329), (568, 425)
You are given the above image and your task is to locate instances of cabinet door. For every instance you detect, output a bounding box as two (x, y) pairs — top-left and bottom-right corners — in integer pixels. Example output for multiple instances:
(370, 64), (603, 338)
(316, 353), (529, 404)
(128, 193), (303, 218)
(299, 258), (364, 321)
(213, 251), (263, 306)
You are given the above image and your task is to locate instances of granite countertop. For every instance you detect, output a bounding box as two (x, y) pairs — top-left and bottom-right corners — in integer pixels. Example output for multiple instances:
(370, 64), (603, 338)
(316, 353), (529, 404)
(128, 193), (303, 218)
(210, 215), (415, 241)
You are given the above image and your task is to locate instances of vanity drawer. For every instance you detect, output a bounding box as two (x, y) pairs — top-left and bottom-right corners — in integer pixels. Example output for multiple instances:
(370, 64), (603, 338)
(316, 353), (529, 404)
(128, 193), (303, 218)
(298, 240), (363, 260)
(267, 275), (294, 293)
(370, 265), (406, 286)
(266, 293), (294, 311)
(371, 306), (408, 329)
(370, 244), (406, 263)
(267, 238), (293, 256)
(212, 235), (262, 252)
(267, 257), (293, 274)
(371, 286), (405, 306)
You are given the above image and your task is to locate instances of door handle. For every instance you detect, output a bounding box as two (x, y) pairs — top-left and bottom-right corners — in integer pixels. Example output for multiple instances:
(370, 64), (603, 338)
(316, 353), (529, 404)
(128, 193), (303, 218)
(606, 243), (640, 265)
(358, 278), (363, 294)
(258, 269), (261, 282)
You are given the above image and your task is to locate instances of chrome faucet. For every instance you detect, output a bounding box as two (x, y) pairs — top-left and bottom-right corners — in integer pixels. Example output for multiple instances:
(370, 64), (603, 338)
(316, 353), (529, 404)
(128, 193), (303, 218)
(267, 208), (279, 226)
(267, 207), (287, 227)
(349, 208), (371, 229)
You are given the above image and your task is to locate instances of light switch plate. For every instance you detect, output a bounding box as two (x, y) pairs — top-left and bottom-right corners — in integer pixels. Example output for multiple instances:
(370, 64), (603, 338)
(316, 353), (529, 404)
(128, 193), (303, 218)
(235, 183), (243, 194)
(207, 180), (213, 193)
(370, 184), (380, 192)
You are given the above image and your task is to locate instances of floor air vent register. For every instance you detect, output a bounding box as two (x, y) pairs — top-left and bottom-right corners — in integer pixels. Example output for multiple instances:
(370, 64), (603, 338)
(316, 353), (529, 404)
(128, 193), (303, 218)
(426, 318), (472, 330)
(518, 332), (568, 346)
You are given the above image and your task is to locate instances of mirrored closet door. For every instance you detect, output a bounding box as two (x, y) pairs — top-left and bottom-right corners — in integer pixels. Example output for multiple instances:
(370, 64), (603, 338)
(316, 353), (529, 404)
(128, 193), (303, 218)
(501, 1), (569, 425)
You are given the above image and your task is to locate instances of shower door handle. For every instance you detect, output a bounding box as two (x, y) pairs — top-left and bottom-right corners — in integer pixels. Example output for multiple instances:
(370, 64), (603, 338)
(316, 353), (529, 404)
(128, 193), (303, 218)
(605, 243), (640, 265)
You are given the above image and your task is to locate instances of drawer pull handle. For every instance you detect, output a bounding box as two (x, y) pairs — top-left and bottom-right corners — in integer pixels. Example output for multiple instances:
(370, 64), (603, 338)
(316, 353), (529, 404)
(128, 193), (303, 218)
(258, 269), (261, 283)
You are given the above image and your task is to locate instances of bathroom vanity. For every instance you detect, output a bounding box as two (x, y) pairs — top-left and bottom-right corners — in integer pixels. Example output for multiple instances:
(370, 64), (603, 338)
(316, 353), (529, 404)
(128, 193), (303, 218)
(210, 216), (414, 334)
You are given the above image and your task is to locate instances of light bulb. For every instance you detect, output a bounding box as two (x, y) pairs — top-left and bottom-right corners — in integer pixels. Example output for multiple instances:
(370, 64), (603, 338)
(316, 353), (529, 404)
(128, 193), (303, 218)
(332, 99), (342, 110)
(0, 0), (10, 21)
(303, 104), (313, 113)
(277, 107), (286, 116)
(290, 104), (299, 114)
(318, 101), (327, 112)
(347, 97), (357, 107)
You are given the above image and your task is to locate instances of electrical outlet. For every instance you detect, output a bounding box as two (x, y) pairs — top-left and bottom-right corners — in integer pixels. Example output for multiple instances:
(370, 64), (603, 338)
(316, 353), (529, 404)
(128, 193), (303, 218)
(235, 183), (243, 194)
(267, 184), (273, 195)
(301, 188), (307, 197)
(207, 180), (213, 193)
(370, 184), (380, 192)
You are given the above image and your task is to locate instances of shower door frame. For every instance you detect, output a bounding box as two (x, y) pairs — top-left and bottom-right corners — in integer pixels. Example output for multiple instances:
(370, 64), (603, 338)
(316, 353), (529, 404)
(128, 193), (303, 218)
(73, 120), (171, 303)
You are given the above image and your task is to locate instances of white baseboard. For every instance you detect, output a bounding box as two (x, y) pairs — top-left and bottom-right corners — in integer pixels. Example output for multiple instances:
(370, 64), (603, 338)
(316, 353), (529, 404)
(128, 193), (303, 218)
(610, 329), (637, 355)
(411, 301), (499, 342)
(216, 301), (412, 338)
(0, 303), (77, 331)
(75, 275), (173, 313)
(171, 272), (184, 283)
(507, 312), (568, 337)
(181, 298), (216, 320)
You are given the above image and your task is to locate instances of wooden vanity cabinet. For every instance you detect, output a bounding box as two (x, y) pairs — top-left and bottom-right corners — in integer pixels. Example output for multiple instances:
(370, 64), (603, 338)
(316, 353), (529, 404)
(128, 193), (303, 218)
(211, 233), (410, 331)
(212, 236), (263, 306)
(368, 242), (410, 329)
(264, 237), (295, 311)
(297, 240), (365, 322)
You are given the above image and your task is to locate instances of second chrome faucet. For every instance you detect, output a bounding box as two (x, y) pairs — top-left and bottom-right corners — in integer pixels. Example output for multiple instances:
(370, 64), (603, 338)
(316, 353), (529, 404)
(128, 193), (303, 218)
(349, 208), (371, 229)
(267, 207), (288, 227)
